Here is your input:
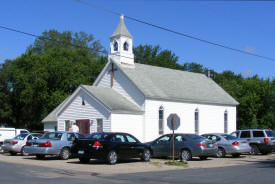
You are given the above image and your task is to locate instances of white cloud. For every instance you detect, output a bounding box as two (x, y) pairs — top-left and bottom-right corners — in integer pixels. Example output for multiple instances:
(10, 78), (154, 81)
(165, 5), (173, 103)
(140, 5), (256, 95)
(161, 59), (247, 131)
(243, 46), (256, 54)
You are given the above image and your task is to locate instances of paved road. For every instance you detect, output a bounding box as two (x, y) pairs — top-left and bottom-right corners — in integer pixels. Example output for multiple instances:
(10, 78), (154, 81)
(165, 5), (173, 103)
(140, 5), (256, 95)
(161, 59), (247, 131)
(0, 160), (274, 184)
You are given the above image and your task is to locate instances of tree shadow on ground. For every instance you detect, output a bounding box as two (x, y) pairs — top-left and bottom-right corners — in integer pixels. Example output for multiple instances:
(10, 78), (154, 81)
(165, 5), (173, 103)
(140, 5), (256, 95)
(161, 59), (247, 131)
(67, 158), (143, 165)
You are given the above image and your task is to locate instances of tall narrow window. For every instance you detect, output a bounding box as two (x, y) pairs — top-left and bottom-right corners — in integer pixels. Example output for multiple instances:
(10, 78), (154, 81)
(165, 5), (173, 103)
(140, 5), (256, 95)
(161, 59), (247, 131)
(195, 108), (199, 135)
(123, 42), (129, 51)
(224, 110), (228, 133)
(97, 119), (103, 132)
(159, 106), (164, 135)
(113, 41), (118, 51)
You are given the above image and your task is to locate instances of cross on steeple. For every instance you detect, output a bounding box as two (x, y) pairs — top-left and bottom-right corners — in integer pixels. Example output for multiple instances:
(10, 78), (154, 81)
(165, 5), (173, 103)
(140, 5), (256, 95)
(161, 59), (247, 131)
(108, 63), (117, 87)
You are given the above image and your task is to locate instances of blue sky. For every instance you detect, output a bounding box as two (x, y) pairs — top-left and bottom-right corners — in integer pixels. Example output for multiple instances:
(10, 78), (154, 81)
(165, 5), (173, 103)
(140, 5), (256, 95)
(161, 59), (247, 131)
(0, 0), (274, 78)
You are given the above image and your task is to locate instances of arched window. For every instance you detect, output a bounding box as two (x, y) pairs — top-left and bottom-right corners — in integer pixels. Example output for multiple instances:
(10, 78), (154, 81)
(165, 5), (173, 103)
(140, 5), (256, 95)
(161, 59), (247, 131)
(195, 108), (199, 135)
(123, 42), (129, 51)
(159, 106), (164, 135)
(224, 110), (228, 133)
(113, 41), (118, 51)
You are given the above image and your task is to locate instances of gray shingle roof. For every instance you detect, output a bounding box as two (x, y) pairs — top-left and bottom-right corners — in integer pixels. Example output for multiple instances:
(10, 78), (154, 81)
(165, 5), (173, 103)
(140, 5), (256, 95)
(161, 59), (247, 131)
(118, 63), (239, 106)
(82, 85), (143, 114)
(110, 15), (133, 38)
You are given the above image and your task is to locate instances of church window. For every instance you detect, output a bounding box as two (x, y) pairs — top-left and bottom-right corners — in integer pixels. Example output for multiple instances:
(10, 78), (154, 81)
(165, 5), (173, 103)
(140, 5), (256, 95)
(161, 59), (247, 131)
(224, 110), (228, 133)
(159, 106), (164, 135)
(195, 108), (199, 135)
(82, 97), (85, 106)
(114, 41), (118, 51)
(123, 42), (129, 51)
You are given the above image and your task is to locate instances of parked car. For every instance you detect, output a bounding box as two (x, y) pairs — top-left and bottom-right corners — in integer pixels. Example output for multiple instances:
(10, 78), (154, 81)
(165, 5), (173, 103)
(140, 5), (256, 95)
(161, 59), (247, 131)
(72, 132), (151, 165)
(146, 134), (218, 161)
(24, 131), (84, 160)
(2, 133), (42, 155)
(0, 128), (30, 153)
(202, 133), (251, 158)
(231, 129), (275, 155)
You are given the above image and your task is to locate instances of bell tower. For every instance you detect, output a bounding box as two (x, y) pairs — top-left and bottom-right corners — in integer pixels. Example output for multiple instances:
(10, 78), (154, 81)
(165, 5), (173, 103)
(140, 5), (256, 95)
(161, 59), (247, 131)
(109, 15), (135, 68)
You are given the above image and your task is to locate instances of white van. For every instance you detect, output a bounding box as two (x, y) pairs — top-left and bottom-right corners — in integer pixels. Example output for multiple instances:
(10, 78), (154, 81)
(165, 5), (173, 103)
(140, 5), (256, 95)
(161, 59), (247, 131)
(0, 128), (29, 152)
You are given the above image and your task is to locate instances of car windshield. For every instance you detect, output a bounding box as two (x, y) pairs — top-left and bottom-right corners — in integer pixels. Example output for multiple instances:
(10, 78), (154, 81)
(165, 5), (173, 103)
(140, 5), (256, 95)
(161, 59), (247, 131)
(40, 132), (63, 140)
(221, 134), (237, 140)
(185, 134), (205, 140)
(14, 134), (28, 140)
(86, 133), (109, 140)
(266, 131), (275, 137)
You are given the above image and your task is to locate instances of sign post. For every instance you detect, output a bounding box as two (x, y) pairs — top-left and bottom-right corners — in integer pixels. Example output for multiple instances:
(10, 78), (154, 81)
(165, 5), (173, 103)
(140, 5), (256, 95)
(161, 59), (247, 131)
(167, 113), (180, 162)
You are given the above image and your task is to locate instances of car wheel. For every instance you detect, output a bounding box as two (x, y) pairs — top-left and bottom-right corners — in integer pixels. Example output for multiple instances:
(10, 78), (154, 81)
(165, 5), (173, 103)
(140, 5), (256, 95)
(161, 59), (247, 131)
(9, 151), (17, 156)
(107, 150), (118, 165)
(60, 148), (70, 160)
(250, 145), (260, 155)
(141, 149), (151, 162)
(216, 148), (225, 158)
(21, 146), (28, 156)
(181, 149), (192, 161)
(199, 156), (208, 160)
(232, 153), (240, 158)
(260, 151), (271, 155)
(79, 157), (90, 164)
(36, 154), (45, 159)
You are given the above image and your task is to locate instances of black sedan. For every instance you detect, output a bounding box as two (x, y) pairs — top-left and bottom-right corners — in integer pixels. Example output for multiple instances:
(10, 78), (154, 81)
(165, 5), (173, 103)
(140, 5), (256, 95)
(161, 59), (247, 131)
(72, 132), (151, 164)
(147, 134), (218, 161)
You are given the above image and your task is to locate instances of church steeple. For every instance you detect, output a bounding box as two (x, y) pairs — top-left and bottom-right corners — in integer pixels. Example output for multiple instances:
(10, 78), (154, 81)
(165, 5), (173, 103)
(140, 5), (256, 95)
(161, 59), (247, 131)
(109, 15), (135, 68)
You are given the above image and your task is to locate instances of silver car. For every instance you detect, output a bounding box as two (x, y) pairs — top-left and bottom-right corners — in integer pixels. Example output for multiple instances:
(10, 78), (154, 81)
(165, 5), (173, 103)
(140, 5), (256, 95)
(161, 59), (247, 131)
(202, 133), (251, 158)
(2, 133), (42, 155)
(24, 131), (84, 160)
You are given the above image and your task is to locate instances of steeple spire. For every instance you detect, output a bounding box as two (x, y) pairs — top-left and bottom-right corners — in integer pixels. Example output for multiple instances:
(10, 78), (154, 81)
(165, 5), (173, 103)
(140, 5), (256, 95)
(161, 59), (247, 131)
(110, 14), (133, 39)
(109, 15), (135, 68)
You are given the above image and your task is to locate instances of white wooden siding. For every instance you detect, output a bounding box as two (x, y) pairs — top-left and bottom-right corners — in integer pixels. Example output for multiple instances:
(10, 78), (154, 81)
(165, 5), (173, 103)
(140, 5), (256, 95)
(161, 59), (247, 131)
(111, 113), (144, 142)
(144, 99), (236, 142)
(57, 90), (111, 133)
(96, 64), (145, 109)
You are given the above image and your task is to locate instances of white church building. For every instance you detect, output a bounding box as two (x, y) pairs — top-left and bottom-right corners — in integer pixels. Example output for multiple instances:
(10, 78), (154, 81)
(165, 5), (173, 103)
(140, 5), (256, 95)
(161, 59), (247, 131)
(42, 15), (239, 142)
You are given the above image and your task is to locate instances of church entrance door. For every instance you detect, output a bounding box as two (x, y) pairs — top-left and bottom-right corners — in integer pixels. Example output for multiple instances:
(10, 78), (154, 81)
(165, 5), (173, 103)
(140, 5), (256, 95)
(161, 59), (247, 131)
(76, 119), (90, 136)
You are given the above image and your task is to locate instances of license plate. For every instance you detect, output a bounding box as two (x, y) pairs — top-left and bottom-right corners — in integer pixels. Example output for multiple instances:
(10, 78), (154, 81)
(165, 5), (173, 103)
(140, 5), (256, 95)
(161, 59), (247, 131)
(78, 150), (84, 154)
(209, 144), (213, 148)
(33, 144), (38, 147)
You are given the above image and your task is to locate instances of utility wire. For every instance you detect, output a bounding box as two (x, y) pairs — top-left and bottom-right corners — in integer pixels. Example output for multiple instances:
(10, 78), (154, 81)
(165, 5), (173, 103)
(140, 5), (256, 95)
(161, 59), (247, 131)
(75, 0), (275, 62)
(0, 25), (136, 60)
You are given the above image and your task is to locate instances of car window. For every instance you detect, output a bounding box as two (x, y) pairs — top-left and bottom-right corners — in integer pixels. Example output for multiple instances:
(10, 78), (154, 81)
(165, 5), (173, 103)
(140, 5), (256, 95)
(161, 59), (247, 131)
(126, 135), (138, 143)
(266, 131), (275, 137)
(111, 134), (126, 143)
(240, 131), (251, 138)
(231, 132), (239, 138)
(87, 133), (109, 140)
(41, 132), (63, 140)
(157, 135), (171, 143)
(221, 134), (237, 140)
(14, 134), (28, 140)
(252, 131), (265, 138)
(67, 133), (75, 141)
(186, 134), (205, 140)
(20, 130), (29, 134)
(27, 135), (33, 140)
(174, 135), (184, 142)
(76, 133), (85, 139)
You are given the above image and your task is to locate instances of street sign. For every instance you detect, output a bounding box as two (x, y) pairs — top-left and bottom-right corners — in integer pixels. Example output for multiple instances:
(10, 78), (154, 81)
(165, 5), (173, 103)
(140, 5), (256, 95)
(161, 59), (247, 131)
(167, 113), (180, 130)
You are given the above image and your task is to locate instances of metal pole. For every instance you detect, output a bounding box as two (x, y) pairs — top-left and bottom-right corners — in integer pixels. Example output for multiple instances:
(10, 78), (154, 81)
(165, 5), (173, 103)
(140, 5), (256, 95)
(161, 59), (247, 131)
(172, 115), (175, 161)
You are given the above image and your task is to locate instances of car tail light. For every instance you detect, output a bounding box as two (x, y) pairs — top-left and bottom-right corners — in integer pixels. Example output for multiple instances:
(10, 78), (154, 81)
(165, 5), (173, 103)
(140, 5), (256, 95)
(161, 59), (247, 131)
(196, 143), (207, 147)
(264, 138), (269, 143)
(232, 141), (239, 146)
(93, 141), (103, 148)
(26, 142), (32, 146)
(12, 141), (18, 145)
(214, 143), (217, 147)
(39, 141), (51, 147)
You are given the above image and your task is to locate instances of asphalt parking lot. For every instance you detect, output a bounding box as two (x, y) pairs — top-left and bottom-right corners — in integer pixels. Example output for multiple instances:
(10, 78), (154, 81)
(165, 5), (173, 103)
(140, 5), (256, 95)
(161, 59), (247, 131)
(0, 153), (274, 176)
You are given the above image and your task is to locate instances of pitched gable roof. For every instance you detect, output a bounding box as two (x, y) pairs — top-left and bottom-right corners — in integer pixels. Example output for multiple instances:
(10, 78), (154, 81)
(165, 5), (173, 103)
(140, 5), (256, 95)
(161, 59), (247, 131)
(117, 63), (239, 106)
(110, 15), (133, 38)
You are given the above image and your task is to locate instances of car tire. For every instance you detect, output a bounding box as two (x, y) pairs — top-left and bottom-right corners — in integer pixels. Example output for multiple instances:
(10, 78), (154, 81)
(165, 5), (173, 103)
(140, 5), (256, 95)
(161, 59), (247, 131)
(181, 149), (192, 161)
(216, 147), (226, 158)
(60, 148), (70, 160)
(250, 145), (260, 155)
(141, 149), (151, 162)
(9, 151), (17, 156)
(199, 156), (208, 160)
(21, 146), (28, 156)
(260, 151), (271, 155)
(79, 157), (90, 164)
(36, 154), (45, 159)
(231, 153), (240, 158)
(107, 150), (118, 165)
